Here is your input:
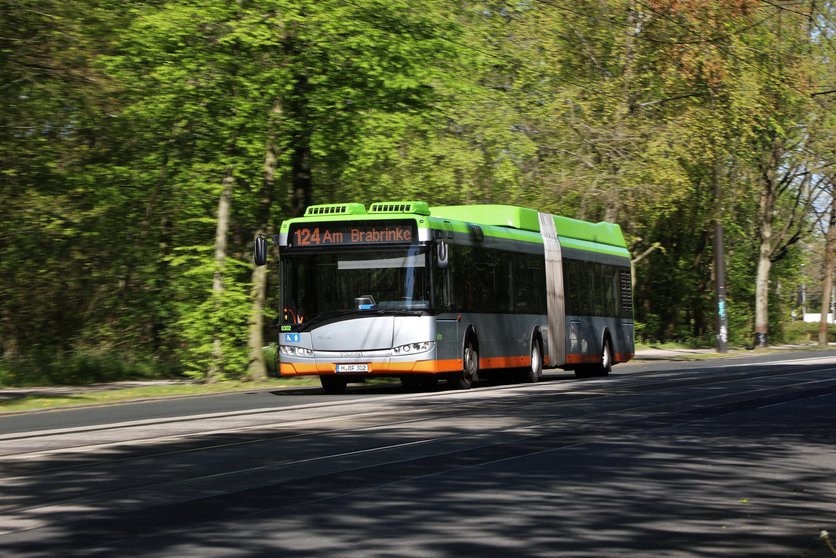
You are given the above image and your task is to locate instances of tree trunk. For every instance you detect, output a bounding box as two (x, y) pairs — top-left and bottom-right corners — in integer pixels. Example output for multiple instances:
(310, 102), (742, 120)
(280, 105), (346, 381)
(601, 3), (642, 224)
(210, 168), (234, 380)
(1, 306), (18, 358)
(754, 144), (778, 349)
(288, 71), (312, 217)
(819, 190), (836, 345)
(290, 133), (312, 217)
(247, 101), (282, 380)
(754, 162), (774, 348)
(247, 263), (269, 379)
(754, 242), (772, 348)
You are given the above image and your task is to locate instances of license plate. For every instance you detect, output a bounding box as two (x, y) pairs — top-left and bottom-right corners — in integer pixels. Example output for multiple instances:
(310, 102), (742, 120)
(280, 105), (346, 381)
(336, 364), (368, 373)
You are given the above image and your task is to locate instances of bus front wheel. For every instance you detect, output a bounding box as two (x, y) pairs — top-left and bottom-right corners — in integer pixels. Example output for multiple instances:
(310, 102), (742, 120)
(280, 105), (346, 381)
(449, 338), (478, 389)
(320, 375), (348, 394)
(401, 375), (439, 391)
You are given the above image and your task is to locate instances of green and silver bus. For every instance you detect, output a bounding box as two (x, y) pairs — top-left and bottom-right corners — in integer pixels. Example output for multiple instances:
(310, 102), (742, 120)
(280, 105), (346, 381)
(254, 201), (634, 393)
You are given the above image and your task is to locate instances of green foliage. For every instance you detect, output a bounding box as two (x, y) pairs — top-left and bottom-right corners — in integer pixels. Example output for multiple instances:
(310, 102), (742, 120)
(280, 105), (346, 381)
(782, 322), (836, 345)
(0, 350), (180, 388)
(173, 259), (254, 380)
(1, 0), (833, 383)
(263, 344), (279, 377)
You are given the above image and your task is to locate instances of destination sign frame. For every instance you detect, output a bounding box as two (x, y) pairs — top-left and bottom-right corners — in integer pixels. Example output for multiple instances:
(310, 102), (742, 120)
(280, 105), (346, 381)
(287, 219), (418, 248)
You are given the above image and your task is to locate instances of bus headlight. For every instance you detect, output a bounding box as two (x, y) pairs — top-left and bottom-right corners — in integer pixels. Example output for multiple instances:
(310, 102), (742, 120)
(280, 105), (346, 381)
(392, 341), (434, 355)
(280, 345), (313, 357)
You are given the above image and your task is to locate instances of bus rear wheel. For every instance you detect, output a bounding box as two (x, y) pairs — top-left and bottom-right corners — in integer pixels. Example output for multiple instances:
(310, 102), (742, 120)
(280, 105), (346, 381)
(598, 338), (613, 376)
(519, 339), (543, 383)
(320, 375), (348, 394)
(449, 338), (478, 389)
(574, 337), (612, 379)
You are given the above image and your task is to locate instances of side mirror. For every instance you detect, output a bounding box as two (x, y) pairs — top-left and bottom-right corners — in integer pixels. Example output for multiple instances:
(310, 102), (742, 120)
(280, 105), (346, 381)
(254, 235), (269, 266)
(437, 241), (449, 270)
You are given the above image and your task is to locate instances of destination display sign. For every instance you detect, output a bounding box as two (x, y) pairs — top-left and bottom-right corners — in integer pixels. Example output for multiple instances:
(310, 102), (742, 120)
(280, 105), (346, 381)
(287, 219), (417, 248)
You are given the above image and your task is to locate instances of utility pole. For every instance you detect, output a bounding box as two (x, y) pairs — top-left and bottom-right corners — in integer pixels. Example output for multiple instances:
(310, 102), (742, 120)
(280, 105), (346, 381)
(709, 87), (728, 354)
(714, 221), (728, 353)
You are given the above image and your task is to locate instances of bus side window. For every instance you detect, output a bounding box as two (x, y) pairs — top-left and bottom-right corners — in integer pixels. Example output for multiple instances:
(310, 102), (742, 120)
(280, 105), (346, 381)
(620, 269), (633, 318)
(434, 243), (454, 310)
(515, 253), (544, 314)
(454, 245), (481, 312)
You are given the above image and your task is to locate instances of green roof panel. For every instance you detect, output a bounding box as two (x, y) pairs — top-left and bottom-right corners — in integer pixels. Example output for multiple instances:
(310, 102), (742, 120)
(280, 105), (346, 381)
(429, 205), (541, 232)
(284, 202), (627, 255)
(553, 215), (626, 248)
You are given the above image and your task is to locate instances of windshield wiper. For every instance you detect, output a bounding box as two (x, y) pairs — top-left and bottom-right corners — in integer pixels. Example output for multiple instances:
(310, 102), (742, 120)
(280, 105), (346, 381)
(375, 309), (426, 316)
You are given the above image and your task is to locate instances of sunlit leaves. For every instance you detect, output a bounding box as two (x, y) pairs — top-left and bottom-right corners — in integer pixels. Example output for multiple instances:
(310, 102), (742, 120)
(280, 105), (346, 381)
(1, 0), (833, 382)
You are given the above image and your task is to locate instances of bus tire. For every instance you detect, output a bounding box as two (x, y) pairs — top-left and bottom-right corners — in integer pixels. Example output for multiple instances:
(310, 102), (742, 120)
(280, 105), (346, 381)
(597, 337), (613, 377)
(320, 375), (348, 394)
(574, 336), (613, 379)
(520, 337), (543, 383)
(449, 337), (478, 389)
(401, 375), (422, 389)
(420, 375), (440, 389)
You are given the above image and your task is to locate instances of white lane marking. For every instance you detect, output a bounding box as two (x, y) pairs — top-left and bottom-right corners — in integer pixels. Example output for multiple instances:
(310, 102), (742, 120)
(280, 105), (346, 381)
(720, 356), (836, 368)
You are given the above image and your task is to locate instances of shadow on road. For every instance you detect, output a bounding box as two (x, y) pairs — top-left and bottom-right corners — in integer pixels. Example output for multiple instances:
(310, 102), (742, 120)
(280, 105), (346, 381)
(1, 368), (834, 557)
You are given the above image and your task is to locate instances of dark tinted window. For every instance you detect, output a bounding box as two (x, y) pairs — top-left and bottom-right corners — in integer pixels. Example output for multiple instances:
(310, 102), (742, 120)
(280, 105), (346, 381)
(446, 244), (546, 314)
(563, 258), (631, 318)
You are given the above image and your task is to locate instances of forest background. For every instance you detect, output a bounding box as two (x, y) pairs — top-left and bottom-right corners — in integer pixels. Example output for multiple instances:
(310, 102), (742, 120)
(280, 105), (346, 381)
(1, 0), (834, 385)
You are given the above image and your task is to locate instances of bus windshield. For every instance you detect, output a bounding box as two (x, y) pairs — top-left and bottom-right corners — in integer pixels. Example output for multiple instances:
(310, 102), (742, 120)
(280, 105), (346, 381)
(280, 246), (432, 327)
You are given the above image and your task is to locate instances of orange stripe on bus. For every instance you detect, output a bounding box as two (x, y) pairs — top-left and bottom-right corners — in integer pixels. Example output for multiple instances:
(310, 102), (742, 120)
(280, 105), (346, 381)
(564, 353), (601, 365)
(280, 359), (463, 375)
(479, 355), (530, 369)
(280, 352), (633, 376)
(565, 352), (635, 365)
(280, 355), (534, 376)
(279, 363), (319, 375)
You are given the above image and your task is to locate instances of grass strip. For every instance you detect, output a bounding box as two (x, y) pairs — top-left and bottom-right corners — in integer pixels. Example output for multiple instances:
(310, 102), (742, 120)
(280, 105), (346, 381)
(0, 377), (322, 413)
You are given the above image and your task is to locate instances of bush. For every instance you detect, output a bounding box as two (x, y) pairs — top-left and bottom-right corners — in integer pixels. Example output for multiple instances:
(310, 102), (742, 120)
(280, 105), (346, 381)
(0, 349), (182, 387)
(781, 321), (836, 345)
(263, 344), (279, 377)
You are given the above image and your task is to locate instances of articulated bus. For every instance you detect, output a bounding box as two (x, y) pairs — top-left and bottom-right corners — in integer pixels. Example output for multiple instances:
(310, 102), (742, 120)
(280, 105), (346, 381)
(254, 201), (634, 393)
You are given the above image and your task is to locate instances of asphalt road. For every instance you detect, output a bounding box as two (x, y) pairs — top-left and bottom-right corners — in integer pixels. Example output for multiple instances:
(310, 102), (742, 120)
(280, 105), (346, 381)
(1, 351), (834, 557)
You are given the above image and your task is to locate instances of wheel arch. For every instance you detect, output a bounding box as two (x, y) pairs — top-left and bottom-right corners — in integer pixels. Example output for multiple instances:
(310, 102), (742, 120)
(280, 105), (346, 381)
(599, 327), (614, 361)
(599, 326), (612, 347)
(462, 324), (479, 353)
(531, 325), (545, 364)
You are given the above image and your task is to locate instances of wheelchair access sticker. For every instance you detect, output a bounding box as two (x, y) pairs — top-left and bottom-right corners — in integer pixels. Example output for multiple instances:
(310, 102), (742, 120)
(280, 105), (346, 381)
(284, 333), (301, 343)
